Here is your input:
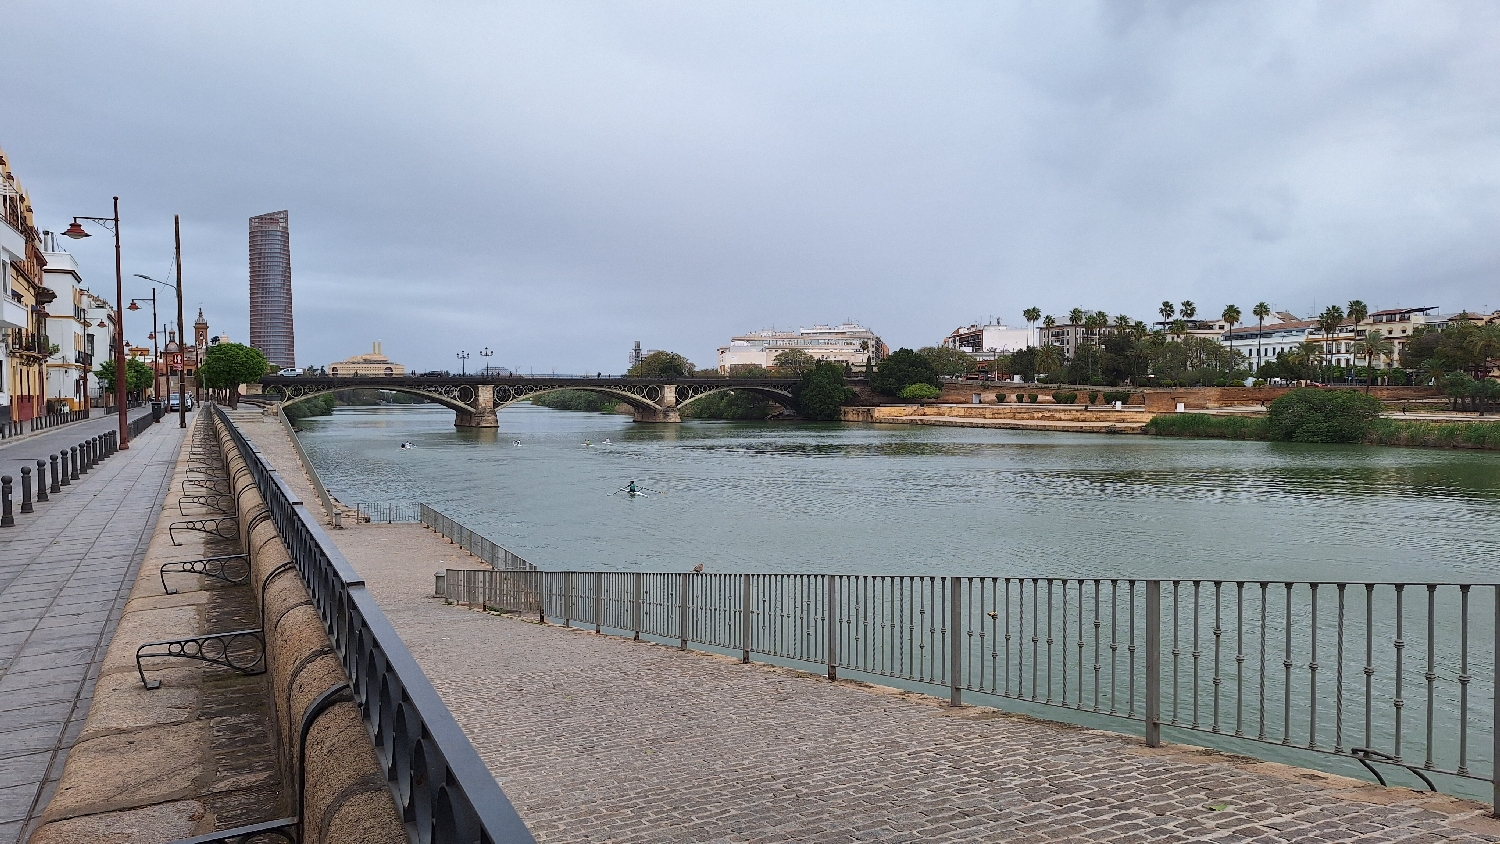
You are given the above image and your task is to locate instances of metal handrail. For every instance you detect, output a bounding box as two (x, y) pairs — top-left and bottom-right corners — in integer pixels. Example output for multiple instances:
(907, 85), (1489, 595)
(440, 547), (1500, 809)
(210, 404), (535, 844)
(420, 505), (536, 572)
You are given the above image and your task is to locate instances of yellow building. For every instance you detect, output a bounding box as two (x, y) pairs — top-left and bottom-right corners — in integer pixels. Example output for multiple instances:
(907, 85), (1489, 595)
(328, 341), (405, 377)
(2, 148), (51, 422)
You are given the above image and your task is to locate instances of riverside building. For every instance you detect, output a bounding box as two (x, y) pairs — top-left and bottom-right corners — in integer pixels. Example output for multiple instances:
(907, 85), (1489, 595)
(1, 149), (50, 423)
(717, 323), (887, 373)
(941, 321), (1032, 363)
(328, 341), (406, 376)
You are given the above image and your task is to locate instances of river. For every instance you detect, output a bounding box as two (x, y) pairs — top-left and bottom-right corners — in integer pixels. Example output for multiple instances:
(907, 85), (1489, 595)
(292, 403), (1500, 582)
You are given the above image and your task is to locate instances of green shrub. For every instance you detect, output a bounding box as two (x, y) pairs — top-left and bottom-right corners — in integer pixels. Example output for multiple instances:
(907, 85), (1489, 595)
(1028, 393), (1039, 403)
(1051, 391), (1078, 404)
(1087, 391), (1101, 404)
(898, 383), (942, 402)
(1101, 391), (1133, 404)
(1266, 388), (1383, 443)
(1145, 413), (1268, 440)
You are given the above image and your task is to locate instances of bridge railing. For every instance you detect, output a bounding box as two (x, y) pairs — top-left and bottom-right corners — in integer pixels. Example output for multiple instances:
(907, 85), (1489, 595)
(442, 556), (1500, 808)
(210, 405), (536, 844)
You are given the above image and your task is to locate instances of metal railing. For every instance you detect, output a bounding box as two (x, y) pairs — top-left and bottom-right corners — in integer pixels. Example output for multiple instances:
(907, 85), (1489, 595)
(443, 564), (1500, 809)
(353, 502), (421, 523)
(276, 408), (335, 522)
(421, 505), (536, 571)
(209, 405), (535, 843)
(127, 408), (157, 439)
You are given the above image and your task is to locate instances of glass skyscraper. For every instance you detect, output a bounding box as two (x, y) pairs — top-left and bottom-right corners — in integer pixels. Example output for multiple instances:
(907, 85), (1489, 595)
(248, 210), (295, 368)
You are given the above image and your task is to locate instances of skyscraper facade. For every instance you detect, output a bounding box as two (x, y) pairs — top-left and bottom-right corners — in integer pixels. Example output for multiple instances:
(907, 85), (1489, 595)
(248, 210), (295, 368)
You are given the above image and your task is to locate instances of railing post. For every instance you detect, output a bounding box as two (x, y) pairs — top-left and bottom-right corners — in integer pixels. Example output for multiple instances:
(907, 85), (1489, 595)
(740, 574), (752, 664)
(36, 461), (48, 502)
(563, 573), (573, 628)
(594, 571), (603, 634)
(1, 476), (12, 527)
(679, 572), (690, 650)
(1146, 580), (1162, 747)
(1493, 585), (1499, 817)
(826, 574), (838, 681)
(632, 572), (643, 641)
(949, 576), (962, 706)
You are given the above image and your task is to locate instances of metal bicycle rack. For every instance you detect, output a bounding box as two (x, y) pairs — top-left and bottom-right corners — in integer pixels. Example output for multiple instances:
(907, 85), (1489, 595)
(135, 628), (266, 689)
(159, 553), (252, 594)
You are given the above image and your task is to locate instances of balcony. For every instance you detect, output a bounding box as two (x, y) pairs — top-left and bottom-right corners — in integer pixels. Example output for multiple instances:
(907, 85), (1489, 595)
(0, 294), (26, 330)
(6, 329), (51, 359)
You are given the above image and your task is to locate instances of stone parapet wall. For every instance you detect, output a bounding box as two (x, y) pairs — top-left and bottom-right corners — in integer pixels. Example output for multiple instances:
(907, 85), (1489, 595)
(210, 414), (404, 844)
(842, 404), (1153, 423)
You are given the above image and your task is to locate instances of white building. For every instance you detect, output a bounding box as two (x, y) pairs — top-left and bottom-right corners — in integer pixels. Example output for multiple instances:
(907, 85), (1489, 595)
(41, 247), (95, 410)
(717, 323), (888, 373)
(941, 322), (1032, 361)
(1221, 317), (1318, 371)
(82, 291), (115, 405)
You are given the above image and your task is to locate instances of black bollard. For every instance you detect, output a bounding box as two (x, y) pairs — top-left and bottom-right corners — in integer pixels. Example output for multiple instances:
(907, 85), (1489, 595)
(1, 476), (12, 527)
(59, 452), (71, 486)
(79, 442), (89, 475)
(36, 461), (48, 502)
(70, 446), (79, 480)
(50, 454), (61, 493)
(20, 466), (33, 514)
(90, 437), (98, 467)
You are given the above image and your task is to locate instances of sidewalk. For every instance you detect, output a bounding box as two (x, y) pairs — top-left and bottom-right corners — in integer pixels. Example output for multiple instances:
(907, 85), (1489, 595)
(0, 412), (187, 843)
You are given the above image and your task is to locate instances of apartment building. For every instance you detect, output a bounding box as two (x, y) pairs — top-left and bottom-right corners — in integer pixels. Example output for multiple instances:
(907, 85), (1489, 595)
(941, 321), (1032, 361)
(1, 149), (50, 422)
(41, 245), (94, 410)
(718, 323), (887, 372)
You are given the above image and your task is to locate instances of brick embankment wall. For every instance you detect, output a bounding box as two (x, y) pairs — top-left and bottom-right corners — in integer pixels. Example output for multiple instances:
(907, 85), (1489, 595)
(211, 417), (405, 844)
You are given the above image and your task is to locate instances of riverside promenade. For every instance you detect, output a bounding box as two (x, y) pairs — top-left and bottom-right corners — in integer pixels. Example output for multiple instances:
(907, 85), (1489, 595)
(0, 408), (177, 843)
(239, 413), (1500, 843)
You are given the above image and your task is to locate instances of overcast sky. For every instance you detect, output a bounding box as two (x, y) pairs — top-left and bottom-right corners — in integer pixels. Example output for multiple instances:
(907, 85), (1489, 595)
(3, 2), (1497, 373)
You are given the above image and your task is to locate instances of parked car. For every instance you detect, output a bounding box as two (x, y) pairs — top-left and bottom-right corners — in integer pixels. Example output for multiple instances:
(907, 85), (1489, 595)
(277, 367), (301, 377)
(167, 393), (194, 411)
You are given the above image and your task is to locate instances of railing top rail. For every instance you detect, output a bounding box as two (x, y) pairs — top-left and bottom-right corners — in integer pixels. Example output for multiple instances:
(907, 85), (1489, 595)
(431, 567), (1500, 588)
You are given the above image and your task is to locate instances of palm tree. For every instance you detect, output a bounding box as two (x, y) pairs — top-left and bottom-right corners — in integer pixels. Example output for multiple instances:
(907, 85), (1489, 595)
(1170, 319), (1187, 340)
(1221, 303), (1241, 336)
(1316, 305), (1345, 379)
(1347, 300), (1368, 330)
(1068, 307), (1085, 327)
(1159, 301), (1175, 325)
(1352, 330), (1394, 393)
(1180, 301), (1197, 321)
(1023, 307), (1041, 346)
(1252, 302), (1271, 372)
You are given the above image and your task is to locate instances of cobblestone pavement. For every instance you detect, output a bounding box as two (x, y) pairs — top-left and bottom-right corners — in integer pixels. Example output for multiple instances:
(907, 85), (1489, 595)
(0, 413), (185, 844)
(320, 523), (1500, 844)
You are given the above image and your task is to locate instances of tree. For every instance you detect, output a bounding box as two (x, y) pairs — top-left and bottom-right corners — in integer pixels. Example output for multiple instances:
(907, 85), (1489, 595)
(917, 346), (977, 378)
(1221, 304), (1241, 337)
(1159, 301), (1175, 323)
(1023, 307), (1041, 341)
(95, 358), (155, 395)
(1347, 300), (1369, 332)
(1009, 347), (1038, 381)
(771, 349), (817, 375)
(1252, 302), (1272, 372)
(1352, 330), (1394, 393)
(1316, 305), (1345, 364)
(198, 342), (269, 408)
(795, 361), (854, 420)
(627, 350), (692, 378)
(870, 348), (940, 396)
(1266, 388), (1383, 443)
(1180, 300), (1197, 321)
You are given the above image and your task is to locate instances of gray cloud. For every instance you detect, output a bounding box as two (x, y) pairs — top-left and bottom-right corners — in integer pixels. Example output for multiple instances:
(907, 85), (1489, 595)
(3, 1), (1497, 371)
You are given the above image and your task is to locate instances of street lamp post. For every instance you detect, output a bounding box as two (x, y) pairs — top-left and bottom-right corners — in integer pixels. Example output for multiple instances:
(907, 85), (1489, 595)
(478, 347), (493, 375)
(63, 197), (128, 448)
(127, 290), (157, 398)
(456, 350), (470, 376)
(133, 215), (187, 428)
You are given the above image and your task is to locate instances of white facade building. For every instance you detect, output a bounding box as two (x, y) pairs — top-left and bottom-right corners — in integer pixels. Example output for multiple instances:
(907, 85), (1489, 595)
(941, 322), (1032, 361)
(82, 291), (114, 405)
(41, 248), (94, 410)
(718, 323), (888, 372)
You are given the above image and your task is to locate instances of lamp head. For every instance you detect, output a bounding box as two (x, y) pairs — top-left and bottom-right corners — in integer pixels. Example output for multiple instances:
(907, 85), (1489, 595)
(63, 221), (90, 239)
(127, 301), (140, 311)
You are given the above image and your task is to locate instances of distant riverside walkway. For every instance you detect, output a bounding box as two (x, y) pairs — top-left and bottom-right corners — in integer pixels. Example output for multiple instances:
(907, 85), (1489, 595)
(0, 409), (181, 844)
(239, 415), (1500, 843)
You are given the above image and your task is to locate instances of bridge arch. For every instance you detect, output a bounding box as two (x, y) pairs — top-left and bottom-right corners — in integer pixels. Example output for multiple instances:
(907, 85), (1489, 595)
(265, 384), (477, 415)
(673, 384), (798, 413)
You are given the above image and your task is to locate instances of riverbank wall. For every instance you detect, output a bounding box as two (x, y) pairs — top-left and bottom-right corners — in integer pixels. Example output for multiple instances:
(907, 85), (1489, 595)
(842, 404), (1152, 433)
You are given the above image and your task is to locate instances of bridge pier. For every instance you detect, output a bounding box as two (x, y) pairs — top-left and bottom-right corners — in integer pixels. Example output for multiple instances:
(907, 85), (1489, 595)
(631, 407), (681, 423)
(454, 386), (499, 428)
